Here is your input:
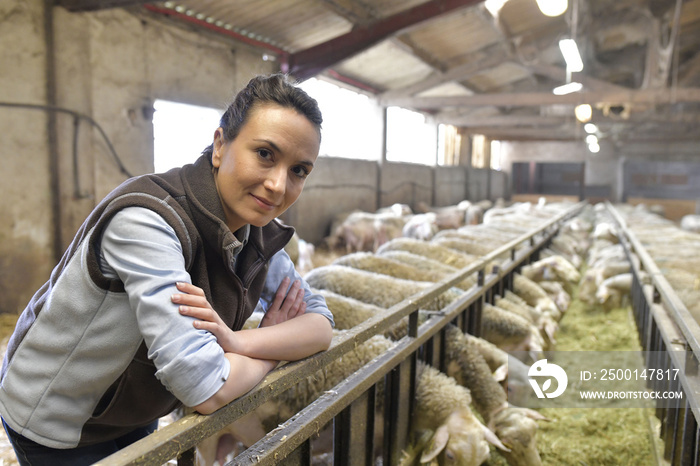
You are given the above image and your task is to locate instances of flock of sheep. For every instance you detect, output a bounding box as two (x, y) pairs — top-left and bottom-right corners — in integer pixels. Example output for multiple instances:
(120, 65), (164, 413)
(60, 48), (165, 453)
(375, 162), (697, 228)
(195, 199), (656, 466)
(610, 205), (700, 323)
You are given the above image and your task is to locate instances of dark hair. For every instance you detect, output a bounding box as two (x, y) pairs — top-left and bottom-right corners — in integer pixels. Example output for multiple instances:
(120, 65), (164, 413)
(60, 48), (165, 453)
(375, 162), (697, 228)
(203, 73), (322, 159)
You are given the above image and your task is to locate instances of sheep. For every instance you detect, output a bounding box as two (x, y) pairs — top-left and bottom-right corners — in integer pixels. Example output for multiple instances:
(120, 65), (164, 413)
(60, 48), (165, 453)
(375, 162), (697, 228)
(412, 361), (509, 464)
(303, 264), (462, 311)
(520, 255), (581, 287)
(536, 281), (571, 315)
(481, 303), (538, 354)
(595, 273), (635, 310)
(333, 251), (449, 285)
(327, 210), (407, 253)
(376, 237), (480, 269)
(377, 250), (478, 290)
(414, 202), (472, 231)
(311, 292), (543, 465)
(443, 325), (545, 466)
(312, 288), (416, 341)
(334, 250), (478, 292)
(432, 236), (500, 258)
(512, 274), (561, 321)
(198, 332), (507, 466)
(680, 214), (700, 233)
(402, 212), (439, 240)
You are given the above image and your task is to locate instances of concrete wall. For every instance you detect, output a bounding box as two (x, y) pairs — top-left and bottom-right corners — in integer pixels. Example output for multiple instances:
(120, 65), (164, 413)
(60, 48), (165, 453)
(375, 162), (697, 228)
(499, 139), (700, 203)
(0, 0), (274, 314)
(379, 162), (434, 210)
(281, 157), (380, 242)
(0, 1), (52, 315)
(434, 166), (469, 206)
(283, 157), (508, 244)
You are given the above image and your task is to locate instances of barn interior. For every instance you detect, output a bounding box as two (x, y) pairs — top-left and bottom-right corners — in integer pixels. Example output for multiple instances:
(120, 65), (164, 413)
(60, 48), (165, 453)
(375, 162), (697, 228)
(1, 0), (700, 465)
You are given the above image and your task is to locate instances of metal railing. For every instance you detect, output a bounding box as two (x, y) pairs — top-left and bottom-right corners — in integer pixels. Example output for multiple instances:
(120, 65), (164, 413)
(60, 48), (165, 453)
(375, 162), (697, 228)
(606, 202), (700, 466)
(97, 202), (585, 466)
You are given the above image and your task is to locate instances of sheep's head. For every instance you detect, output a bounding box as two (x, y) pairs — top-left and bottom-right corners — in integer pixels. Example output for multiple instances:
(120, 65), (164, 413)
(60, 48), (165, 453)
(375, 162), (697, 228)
(491, 407), (547, 466)
(421, 410), (508, 466)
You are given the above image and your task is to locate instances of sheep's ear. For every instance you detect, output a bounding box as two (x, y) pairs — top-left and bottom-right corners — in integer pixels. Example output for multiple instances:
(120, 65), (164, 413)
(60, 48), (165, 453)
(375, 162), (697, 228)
(481, 424), (510, 452)
(517, 407), (550, 421)
(493, 363), (508, 382)
(420, 425), (449, 462)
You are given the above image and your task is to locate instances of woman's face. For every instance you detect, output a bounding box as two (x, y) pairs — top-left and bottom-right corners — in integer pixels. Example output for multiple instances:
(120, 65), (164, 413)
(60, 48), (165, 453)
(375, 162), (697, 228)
(212, 103), (320, 233)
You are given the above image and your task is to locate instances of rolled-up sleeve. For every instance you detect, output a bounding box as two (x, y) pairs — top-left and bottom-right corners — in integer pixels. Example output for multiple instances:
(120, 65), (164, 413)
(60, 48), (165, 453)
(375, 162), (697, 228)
(259, 250), (334, 327)
(100, 206), (229, 407)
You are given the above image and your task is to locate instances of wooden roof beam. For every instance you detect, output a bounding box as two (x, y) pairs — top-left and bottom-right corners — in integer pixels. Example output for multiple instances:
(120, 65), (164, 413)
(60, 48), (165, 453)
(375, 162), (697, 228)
(283, 0), (486, 81)
(54, 0), (151, 11)
(380, 87), (700, 107)
(379, 43), (506, 99)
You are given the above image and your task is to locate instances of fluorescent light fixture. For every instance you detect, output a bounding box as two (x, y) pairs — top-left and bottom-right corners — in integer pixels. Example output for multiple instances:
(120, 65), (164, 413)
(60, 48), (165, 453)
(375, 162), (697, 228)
(559, 39), (584, 72)
(485, 0), (509, 16)
(585, 134), (598, 144)
(536, 0), (568, 17)
(552, 82), (582, 95)
(584, 123), (598, 133)
(575, 104), (592, 122)
(588, 142), (600, 153)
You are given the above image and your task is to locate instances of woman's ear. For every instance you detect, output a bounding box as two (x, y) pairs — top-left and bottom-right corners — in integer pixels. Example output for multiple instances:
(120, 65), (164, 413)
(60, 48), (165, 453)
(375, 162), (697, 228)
(212, 128), (224, 168)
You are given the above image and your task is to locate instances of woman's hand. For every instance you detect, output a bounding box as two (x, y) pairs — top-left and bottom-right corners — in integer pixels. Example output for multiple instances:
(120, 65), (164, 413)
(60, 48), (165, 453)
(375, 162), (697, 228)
(260, 276), (307, 327)
(172, 282), (238, 352)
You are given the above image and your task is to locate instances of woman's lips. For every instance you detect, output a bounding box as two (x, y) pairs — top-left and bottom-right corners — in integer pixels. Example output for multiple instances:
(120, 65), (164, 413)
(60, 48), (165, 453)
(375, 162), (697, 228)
(251, 194), (277, 210)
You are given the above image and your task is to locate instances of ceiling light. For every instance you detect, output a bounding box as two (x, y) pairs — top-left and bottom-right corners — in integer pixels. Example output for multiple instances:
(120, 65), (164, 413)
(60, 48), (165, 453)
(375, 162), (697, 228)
(485, 0), (509, 16)
(588, 142), (600, 153)
(552, 82), (582, 95)
(585, 134), (598, 144)
(559, 39), (583, 72)
(584, 123), (598, 133)
(536, 0), (568, 17)
(575, 104), (592, 122)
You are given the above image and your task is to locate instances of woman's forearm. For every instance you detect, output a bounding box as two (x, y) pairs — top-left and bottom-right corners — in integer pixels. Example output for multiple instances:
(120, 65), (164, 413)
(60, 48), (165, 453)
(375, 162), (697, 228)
(193, 353), (278, 415)
(234, 313), (332, 361)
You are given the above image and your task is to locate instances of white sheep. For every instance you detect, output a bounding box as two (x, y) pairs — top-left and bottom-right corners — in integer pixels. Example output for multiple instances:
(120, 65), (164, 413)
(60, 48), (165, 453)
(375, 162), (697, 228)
(432, 236), (500, 258)
(327, 210), (407, 253)
(520, 255), (581, 286)
(403, 212), (440, 240)
(312, 288), (414, 341)
(413, 361), (509, 464)
(377, 250), (477, 291)
(333, 251), (448, 285)
(481, 303), (539, 354)
(443, 325), (545, 466)
(198, 332), (506, 466)
(376, 237), (479, 269)
(513, 274), (561, 321)
(303, 264), (462, 311)
(680, 214), (700, 233)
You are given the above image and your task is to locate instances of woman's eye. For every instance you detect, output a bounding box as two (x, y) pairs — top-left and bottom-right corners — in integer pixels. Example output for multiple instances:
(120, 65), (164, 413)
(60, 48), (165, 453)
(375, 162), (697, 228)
(257, 148), (273, 160)
(291, 165), (309, 179)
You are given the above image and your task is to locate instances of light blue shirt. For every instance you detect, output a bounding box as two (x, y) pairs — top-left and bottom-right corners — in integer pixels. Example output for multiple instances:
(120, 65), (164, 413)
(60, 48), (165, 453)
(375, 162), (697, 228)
(99, 207), (332, 407)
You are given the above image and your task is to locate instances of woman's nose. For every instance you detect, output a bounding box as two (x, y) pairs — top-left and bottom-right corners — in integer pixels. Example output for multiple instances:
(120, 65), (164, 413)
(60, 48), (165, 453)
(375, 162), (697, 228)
(264, 167), (286, 193)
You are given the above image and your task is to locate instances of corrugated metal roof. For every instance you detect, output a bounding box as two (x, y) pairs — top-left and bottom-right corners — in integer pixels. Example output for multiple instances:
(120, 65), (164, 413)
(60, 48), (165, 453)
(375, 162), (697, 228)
(68, 0), (700, 142)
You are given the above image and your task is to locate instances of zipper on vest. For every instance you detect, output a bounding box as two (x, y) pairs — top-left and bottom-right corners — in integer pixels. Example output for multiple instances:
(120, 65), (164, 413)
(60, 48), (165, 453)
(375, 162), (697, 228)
(242, 258), (266, 288)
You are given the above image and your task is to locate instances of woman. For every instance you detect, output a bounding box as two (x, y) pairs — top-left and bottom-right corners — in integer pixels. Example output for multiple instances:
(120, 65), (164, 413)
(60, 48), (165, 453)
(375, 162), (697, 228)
(0, 73), (334, 465)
